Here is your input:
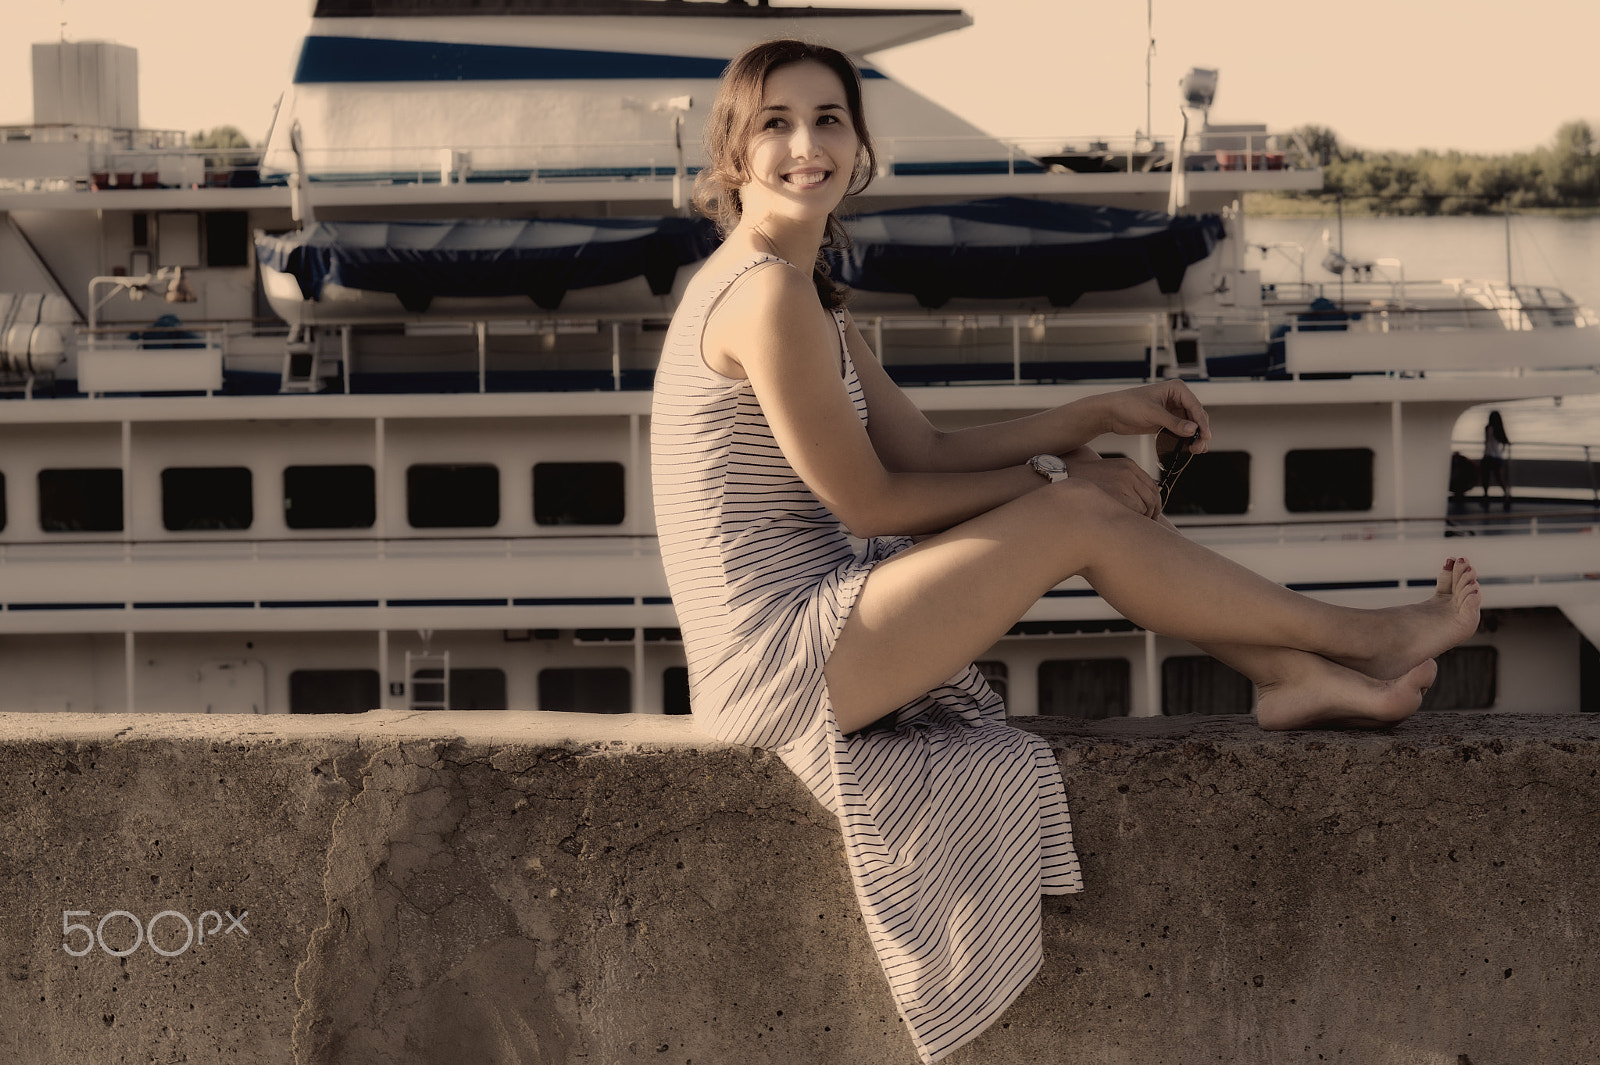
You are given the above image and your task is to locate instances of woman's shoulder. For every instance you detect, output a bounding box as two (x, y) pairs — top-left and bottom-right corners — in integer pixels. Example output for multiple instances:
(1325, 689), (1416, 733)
(700, 252), (816, 327)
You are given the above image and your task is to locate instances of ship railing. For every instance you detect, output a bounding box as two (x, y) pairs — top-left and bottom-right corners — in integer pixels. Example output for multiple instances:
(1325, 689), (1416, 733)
(0, 532), (663, 567)
(0, 124), (222, 191)
(1266, 279), (1595, 326)
(235, 130), (1314, 186)
(863, 310), (1178, 384)
(3, 127), (1315, 191)
(0, 513), (1593, 583)
(1178, 509), (1598, 537)
(76, 323), (226, 397)
(36, 296), (1597, 401)
(878, 129), (1305, 176)
(0, 510), (1593, 560)
(1450, 438), (1600, 506)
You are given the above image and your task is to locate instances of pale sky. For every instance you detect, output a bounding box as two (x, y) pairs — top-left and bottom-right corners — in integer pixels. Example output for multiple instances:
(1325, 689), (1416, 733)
(2, 0), (1595, 155)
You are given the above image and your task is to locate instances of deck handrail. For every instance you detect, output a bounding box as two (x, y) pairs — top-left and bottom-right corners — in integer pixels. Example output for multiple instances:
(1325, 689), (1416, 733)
(0, 510), (1593, 560)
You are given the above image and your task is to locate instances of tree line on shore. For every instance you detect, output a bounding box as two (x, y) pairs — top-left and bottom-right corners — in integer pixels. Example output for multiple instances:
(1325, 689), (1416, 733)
(1277, 120), (1600, 214)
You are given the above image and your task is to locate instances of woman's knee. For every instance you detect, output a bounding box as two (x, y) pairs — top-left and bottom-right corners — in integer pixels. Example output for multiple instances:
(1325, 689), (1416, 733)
(1038, 478), (1125, 523)
(1011, 479), (1128, 540)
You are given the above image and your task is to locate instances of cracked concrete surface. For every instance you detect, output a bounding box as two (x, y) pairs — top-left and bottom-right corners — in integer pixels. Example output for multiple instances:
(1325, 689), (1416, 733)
(1, 710), (1597, 1064)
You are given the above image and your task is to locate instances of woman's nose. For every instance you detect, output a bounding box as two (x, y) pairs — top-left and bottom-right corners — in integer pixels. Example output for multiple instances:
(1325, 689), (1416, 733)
(789, 124), (819, 157)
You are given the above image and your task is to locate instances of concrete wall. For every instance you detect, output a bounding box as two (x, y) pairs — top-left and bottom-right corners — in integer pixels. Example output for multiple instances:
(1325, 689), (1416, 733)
(1, 709), (1596, 1065)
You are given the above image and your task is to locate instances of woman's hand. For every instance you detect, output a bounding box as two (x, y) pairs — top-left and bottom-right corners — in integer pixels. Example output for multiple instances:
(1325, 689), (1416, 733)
(1061, 448), (1161, 519)
(1097, 381), (1211, 452)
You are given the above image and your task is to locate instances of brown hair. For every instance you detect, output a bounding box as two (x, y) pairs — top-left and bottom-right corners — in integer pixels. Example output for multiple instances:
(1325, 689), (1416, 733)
(693, 39), (877, 309)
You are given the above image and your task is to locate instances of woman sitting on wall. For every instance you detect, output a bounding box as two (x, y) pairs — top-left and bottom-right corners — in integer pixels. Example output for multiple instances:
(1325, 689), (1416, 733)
(650, 39), (1481, 1063)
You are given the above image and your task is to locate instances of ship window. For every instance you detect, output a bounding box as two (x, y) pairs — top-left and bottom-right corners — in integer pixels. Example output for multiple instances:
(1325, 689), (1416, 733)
(1419, 646), (1497, 711)
(975, 660), (1008, 702)
(284, 465), (375, 529)
(131, 212), (149, 248)
(204, 211), (251, 268)
(664, 666), (691, 715)
(1284, 448), (1373, 513)
(289, 669), (380, 714)
(411, 668), (507, 710)
(1164, 451), (1251, 516)
(38, 468), (123, 532)
(1162, 655), (1254, 716)
(1037, 658), (1131, 719)
(407, 464), (499, 528)
(162, 466), (252, 531)
(538, 667), (630, 714)
(533, 462), (625, 526)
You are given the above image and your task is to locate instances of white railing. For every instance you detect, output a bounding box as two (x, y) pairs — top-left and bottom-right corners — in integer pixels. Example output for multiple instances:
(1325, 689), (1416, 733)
(1449, 438), (1600, 504)
(0, 533), (663, 566)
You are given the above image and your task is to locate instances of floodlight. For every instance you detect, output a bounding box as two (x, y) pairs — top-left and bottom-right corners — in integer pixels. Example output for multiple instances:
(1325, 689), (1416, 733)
(1180, 68), (1218, 112)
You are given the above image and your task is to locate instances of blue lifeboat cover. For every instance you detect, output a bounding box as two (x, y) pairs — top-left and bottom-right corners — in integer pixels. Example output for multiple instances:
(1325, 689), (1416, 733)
(828, 197), (1226, 308)
(255, 217), (718, 311)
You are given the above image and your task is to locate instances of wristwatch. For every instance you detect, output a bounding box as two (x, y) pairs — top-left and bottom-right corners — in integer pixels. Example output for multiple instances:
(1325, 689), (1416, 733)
(1027, 454), (1070, 483)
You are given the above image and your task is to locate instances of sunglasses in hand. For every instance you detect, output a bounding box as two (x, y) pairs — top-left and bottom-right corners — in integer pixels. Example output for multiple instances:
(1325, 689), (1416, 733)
(1155, 428), (1200, 511)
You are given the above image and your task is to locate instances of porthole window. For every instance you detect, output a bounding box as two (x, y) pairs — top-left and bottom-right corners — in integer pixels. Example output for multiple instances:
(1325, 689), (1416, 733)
(1162, 655), (1253, 716)
(289, 669), (379, 714)
(533, 462), (625, 526)
(411, 667), (508, 710)
(1284, 448), (1374, 513)
(407, 464), (499, 529)
(663, 666), (691, 715)
(162, 467), (252, 531)
(539, 667), (631, 714)
(39, 468), (123, 532)
(1418, 646), (1497, 711)
(285, 465), (375, 529)
(1164, 451), (1250, 516)
(1036, 658), (1131, 719)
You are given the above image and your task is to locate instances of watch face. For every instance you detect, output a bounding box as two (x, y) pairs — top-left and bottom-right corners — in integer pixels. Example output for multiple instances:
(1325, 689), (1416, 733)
(1032, 454), (1066, 475)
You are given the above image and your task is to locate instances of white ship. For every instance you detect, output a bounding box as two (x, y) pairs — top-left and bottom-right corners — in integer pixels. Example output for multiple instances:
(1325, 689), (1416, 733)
(0, 0), (1595, 717)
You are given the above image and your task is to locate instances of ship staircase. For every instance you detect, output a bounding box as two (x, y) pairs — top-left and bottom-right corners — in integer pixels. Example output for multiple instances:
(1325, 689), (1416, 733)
(279, 325), (344, 393)
(405, 650), (451, 712)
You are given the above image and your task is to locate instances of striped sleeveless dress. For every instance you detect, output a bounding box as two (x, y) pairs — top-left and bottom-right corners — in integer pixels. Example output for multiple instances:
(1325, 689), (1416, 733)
(650, 255), (1084, 1063)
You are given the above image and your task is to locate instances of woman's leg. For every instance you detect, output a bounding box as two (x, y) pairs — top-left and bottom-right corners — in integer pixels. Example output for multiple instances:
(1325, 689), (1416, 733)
(825, 480), (1479, 732)
(1191, 639), (1437, 730)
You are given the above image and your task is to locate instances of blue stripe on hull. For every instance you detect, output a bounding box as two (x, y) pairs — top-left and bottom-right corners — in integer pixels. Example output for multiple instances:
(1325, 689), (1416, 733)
(294, 35), (887, 83)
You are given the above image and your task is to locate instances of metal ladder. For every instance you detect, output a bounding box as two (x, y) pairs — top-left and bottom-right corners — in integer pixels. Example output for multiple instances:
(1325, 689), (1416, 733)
(405, 651), (451, 711)
(280, 325), (327, 393)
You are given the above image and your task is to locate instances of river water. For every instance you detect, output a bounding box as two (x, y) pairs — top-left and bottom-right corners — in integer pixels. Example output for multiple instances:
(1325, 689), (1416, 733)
(1244, 214), (1600, 449)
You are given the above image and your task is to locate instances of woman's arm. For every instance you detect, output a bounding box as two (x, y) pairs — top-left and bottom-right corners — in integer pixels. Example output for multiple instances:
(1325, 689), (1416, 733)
(709, 271), (1208, 537)
(708, 267), (1046, 537)
(845, 314), (1209, 475)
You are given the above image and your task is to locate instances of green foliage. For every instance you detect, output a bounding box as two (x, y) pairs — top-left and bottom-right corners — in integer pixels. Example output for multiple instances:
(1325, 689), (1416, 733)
(190, 125), (255, 151)
(1267, 121), (1600, 215)
(190, 126), (260, 170)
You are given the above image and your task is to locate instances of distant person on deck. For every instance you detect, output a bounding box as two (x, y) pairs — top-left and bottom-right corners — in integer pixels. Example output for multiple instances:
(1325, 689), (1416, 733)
(1482, 409), (1512, 510)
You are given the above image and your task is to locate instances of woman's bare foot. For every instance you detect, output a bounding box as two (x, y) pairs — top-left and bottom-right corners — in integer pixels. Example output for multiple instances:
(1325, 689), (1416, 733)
(1336, 558), (1481, 681)
(1256, 656), (1437, 731)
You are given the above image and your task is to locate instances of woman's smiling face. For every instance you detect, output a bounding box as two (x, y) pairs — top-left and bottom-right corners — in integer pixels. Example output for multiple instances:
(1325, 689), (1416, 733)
(739, 59), (861, 224)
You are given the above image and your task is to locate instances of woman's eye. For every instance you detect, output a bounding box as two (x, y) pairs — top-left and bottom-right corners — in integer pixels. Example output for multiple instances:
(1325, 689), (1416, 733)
(763, 117), (787, 130)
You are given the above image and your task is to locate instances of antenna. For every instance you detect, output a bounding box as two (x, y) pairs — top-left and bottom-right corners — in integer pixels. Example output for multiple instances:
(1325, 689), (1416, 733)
(1144, 0), (1155, 149)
